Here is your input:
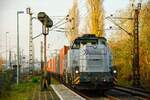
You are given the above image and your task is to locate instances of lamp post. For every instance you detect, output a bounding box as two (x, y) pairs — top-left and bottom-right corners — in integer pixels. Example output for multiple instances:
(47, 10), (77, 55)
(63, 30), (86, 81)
(6, 32), (9, 69)
(17, 11), (24, 85)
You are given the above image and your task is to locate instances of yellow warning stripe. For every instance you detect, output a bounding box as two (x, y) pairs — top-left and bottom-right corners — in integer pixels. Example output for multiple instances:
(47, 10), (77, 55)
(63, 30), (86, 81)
(75, 80), (80, 84)
(74, 77), (79, 83)
(113, 77), (117, 85)
(73, 76), (80, 84)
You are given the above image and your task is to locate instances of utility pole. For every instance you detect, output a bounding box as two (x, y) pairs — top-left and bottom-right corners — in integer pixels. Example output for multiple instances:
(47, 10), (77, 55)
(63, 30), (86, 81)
(44, 33), (47, 72)
(43, 27), (49, 72)
(9, 50), (12, 69)
(41, 41), (43, 71)
(0, 34), (2, 58)
(33, 44), (35, 73)
(17, 11), (24, 85)
(8, 32), (12, 69)
(132, 3), (141, 87)
(38, 12), (53, 72)
(14, 53), (16, 65)
(26, 8), (34, 76)
(21, 49), (24, 75)
(6, 32), (9, 68)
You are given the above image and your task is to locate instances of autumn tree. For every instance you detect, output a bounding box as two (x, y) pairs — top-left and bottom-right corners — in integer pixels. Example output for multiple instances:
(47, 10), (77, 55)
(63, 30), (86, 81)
(0, 57), (4, 72)
(109, 1), (150, 88)
(86, 0), (104, 37)
(65, 0), (79, 42)
(138, 1), (150, 87)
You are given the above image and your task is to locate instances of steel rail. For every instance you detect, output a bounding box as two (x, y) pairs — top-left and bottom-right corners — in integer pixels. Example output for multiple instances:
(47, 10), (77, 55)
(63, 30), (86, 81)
(114, 85), (150, 99)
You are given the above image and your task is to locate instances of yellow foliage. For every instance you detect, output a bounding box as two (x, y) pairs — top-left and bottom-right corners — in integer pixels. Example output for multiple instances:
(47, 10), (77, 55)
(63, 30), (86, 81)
(109, 2), (150, 87)
(66, 0), (79, 42)
(139, 3), (150, 85)
(86, 0), (104, 37)
(0, 57), (4, 72)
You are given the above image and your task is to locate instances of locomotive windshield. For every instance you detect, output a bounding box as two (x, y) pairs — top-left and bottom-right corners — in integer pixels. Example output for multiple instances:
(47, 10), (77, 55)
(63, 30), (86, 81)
(71, 34), (98, 49)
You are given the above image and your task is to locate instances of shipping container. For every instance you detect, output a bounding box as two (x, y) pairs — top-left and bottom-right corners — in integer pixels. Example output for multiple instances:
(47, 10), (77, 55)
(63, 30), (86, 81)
(47, 59), (52, 72)
(56, 54), (60, 74)
(51, 58), (54, 73)
(59, 46), (69, 76)
(52, 56), (56, 74)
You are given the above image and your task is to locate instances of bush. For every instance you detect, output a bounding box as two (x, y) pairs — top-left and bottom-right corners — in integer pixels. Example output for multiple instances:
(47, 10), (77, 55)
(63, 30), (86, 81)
(32, 77), (39, 83)
(0, 71), (12, 97)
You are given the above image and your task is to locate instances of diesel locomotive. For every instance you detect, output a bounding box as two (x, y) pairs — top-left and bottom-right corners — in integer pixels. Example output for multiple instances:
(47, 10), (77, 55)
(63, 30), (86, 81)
(47, 34), (115, 91)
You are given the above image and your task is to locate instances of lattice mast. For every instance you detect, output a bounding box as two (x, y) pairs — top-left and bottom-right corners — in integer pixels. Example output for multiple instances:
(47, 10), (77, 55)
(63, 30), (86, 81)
(132, 1), (141, 87)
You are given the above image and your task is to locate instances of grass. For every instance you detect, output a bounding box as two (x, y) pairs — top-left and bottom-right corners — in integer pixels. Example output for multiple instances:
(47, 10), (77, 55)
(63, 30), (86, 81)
(0, 75), (60, 100)
(117, 79), (132, 87)
(0, 78), (39, 100)
(51, 77), (60, 84)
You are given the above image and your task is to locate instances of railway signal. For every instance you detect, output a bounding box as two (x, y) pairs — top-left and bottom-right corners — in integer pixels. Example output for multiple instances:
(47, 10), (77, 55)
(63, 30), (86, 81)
(38, 12), (53, 29)
(38, 12), (53, 90)
(38, 12), (53, 70)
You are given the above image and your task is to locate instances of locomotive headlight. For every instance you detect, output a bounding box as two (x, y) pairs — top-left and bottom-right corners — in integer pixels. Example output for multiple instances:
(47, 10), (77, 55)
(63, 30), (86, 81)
(75, 66), (79, 74)
(103, 79), (106, 82)
(113, 70), (117, 74)
(75, 70), (79, 74)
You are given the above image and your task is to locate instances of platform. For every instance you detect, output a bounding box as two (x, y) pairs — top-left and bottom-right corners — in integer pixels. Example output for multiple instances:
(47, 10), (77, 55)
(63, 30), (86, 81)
(51, 84), (85, 100)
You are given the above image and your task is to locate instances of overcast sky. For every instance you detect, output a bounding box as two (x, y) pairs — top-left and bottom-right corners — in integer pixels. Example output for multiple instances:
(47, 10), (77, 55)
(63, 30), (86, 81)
(0, 0), (131, 61)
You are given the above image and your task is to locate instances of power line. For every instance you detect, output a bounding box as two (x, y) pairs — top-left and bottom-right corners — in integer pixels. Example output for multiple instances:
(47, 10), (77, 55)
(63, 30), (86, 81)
(32, 16), (69, 39)
(106, 17), (133, 36)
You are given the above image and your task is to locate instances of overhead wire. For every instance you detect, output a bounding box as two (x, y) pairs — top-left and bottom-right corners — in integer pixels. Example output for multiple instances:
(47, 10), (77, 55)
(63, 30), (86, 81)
(32, 15), (69, 39)
(106, 17), (133, 36)
(104, 0), (136, 36)
(47, 16), (70, 52)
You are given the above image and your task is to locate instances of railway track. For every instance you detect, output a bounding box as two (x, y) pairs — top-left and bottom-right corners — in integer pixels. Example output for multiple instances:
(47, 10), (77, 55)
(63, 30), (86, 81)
(63, 83), (91, 100)
(64, 83), (150, 100)
(114, 85), (150, 99)
(63, 83), (118, 100)
(51, 78), (149, 100)
(30, 86), (60, 100)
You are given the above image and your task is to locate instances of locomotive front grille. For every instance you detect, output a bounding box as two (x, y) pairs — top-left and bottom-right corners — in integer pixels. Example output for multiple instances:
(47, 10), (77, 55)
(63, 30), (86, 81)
(80, 72), (113, 84)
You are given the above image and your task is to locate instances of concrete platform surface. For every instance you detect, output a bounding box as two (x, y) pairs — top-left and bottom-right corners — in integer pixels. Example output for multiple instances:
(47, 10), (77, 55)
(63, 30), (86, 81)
(51, 84), (85, 100)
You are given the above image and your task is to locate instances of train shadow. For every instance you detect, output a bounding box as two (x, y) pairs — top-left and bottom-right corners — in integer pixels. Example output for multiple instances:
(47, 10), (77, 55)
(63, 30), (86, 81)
(78, 89), (106, 97)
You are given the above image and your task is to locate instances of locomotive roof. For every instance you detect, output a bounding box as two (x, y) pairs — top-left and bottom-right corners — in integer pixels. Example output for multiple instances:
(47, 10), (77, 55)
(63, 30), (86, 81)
(76, 34), (106, 40)
(71, 34), (107, 48)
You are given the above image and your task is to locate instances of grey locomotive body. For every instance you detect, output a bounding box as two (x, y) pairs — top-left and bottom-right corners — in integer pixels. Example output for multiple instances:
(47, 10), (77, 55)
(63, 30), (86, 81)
(64, 34), (114, 90)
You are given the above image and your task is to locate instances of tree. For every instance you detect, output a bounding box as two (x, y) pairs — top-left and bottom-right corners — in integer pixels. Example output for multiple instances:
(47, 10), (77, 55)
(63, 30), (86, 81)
(86, 0), (104, 37)
(65, 0), (79, 42)
(0, 57), (4, 72)
(139, 2), (150, 86)
(109, 1), (150, 88)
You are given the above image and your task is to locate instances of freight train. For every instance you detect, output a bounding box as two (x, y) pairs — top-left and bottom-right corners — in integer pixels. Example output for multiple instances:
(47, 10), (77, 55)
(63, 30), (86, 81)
(47, 34), (116, 91)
